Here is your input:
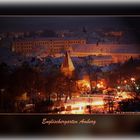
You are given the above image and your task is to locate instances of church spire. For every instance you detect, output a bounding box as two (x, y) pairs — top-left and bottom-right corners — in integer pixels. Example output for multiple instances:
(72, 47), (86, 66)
(61, 51), (75, 77)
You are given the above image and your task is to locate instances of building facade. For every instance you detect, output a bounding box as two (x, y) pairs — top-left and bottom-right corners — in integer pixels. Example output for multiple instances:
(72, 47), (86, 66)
(71, 44), (140, 65)
(11, 38), (140, 66)
(61, 52), (75, 77)
(11, 38), (86, 56)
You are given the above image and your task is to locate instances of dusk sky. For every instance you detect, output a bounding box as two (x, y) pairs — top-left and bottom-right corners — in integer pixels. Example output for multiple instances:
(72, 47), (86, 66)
(0, 16), (140, 32)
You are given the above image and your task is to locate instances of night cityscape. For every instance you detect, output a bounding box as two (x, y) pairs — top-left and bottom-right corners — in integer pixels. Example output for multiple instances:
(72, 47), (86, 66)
(0, 16), (140, 114)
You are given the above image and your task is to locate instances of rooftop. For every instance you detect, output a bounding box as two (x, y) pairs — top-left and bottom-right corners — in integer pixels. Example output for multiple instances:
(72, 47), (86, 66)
(13, 37), (86, 42)
(71, 44), (140, 54)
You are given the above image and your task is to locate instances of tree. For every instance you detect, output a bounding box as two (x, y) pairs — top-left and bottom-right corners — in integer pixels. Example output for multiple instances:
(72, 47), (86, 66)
(118, 98), (140, 112)
(104, 90), (116, 113)
(84, 56), (94, 92)
(45, 70), (77, 103)
(9, 61), (45, 100)
(0, 62), (14, 112)
(0, 62), (10, 90)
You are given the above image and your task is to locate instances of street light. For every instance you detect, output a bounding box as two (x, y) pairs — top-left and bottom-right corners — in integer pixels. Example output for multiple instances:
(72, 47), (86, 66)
(131, 77), (135, 82)
(117, 86), (121, 90)
(124, 80), (127, 84)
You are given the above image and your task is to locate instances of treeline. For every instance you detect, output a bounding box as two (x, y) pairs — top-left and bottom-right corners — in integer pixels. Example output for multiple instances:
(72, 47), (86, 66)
(0, 61), (77, 112)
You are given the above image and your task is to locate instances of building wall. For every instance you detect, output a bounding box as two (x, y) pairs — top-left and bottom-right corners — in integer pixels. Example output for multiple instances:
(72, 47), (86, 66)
(71, 44), (140, 65)
(11, 39), (140, 66)
(71, 52), (140, 65)
(11, 38), (86, 56)
(92, 59), (113, 66)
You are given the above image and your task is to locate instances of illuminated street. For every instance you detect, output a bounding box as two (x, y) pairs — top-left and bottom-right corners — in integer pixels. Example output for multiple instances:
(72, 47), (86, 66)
(50, 90), (134, 114)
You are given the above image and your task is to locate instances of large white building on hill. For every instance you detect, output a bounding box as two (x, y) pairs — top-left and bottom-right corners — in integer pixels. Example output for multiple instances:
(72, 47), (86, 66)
(11, 37), (140, 66)
(70, 44), (140, 65)
(11, 37), (86, 56)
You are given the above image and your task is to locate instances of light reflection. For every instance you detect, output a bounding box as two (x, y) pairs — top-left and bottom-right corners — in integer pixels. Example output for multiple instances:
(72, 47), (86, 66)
(92, 100), (104, 106)
(117, 91), (133, 100)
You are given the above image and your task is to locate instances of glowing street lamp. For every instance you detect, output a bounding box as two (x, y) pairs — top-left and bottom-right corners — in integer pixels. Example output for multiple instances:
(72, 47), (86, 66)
(131, 77), (135, 82)
(97, 81), (104, 89)
(124, 80), (127, 84)
(117, 86), (121, 89)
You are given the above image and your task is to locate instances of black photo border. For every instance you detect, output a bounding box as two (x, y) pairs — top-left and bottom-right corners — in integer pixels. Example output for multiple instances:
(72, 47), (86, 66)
(0, 3), (140, 138)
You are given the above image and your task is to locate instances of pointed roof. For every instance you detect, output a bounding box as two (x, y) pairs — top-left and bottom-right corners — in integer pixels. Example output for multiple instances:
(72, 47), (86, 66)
(61, 52), (75, 76)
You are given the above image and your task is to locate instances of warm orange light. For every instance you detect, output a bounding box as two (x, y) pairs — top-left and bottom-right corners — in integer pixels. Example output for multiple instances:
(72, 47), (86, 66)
(117, 86), (120, 89)
(72, 102), (87, 108)
(97, 83), (104, 88)
(117, 91), (133, 100)
(92, 100), (104, 106)
(100, 81), (103, 84)
(96, 81), (106, 89)
(64, 102), (86, 114)
(77, 79), (91, 91)
(124, 80), (127, 84)
(131, 77), (135, 81)
(71, 109), (84, 114)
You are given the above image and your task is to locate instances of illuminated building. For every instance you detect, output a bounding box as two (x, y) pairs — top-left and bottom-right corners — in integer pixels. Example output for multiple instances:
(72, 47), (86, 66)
(11, 37), (86, 56)
(90, 55), (113, 66)
(71, 44), (140, 65)
(61, 51), (75, 77)
(11, 37), (140, 66)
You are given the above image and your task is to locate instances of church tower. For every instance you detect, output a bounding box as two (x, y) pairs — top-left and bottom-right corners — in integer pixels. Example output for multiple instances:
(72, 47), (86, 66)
(61, 51), (75, 77)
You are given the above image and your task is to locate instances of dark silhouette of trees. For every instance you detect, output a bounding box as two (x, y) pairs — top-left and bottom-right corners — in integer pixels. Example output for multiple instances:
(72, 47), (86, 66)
(104, 90), (116, 113)
(118, 98), (140, 112)
(0, 62), (10, 90)
(84, 56), (94, 92)
(45, 70), (77, 103)
(107, 58), (140, 88)
(9, 61), (45, 100)
(0, 62), (14, 112)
